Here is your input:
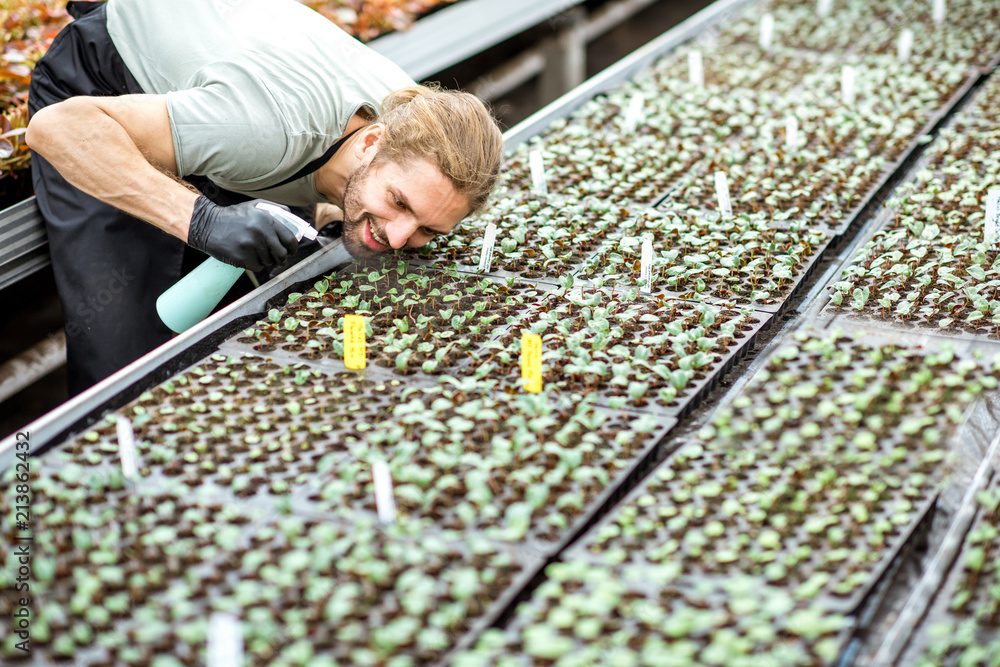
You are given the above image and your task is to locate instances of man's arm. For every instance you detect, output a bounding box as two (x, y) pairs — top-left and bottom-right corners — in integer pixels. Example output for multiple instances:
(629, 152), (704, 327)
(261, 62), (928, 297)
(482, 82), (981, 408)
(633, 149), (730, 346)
(25, 94), (198, 241)
(315, 202), (343, 229)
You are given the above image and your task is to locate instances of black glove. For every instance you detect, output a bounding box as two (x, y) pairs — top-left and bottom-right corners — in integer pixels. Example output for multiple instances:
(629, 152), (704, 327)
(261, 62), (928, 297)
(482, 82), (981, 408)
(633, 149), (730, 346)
(187, 196), (300, 272)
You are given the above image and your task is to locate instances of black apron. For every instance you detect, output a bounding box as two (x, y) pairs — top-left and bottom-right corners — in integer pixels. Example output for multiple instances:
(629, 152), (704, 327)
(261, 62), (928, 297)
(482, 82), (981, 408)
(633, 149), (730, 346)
(29, 2), (333, 395)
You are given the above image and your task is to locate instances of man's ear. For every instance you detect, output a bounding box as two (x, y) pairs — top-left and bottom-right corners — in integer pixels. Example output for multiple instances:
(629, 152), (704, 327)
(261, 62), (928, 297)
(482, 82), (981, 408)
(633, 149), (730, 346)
(356, 123), (384, 165)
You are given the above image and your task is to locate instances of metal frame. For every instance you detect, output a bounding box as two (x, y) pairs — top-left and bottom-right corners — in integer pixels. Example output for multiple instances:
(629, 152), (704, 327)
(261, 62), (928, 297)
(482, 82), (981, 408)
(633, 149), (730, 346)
(503, 0), (753, 149)
(0, 196), (47, 291)
(368, 0), (588, 81)
(0, 0), (756, 466)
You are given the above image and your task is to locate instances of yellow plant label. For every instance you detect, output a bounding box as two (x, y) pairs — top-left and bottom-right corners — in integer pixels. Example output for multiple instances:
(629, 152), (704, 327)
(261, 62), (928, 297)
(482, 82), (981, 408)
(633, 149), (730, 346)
(344, 314), (366, 369)
(521, 333), (542, 393)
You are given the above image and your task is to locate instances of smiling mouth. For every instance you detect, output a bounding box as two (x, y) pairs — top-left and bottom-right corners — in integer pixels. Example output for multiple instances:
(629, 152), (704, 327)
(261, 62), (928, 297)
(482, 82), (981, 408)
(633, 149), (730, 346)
(364, 219), (391, 250)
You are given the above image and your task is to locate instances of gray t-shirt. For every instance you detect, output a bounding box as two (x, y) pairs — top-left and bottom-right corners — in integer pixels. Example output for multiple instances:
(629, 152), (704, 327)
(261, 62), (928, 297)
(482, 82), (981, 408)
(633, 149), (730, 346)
(106, 0), (414, 205)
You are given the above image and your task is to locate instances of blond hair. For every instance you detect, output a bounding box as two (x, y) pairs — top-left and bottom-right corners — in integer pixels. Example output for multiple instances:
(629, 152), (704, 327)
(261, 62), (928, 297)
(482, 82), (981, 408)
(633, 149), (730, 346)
(377, 85), (502, 214)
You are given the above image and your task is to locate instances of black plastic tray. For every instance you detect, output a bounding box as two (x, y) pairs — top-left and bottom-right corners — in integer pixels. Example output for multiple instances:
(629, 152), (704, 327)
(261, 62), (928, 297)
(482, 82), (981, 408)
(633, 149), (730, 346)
(566, 327), (1000, 615)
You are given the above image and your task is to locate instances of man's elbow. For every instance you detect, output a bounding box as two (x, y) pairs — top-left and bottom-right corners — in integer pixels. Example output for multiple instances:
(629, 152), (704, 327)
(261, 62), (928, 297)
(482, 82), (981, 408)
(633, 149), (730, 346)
(25, 99), (87, 155)
(25, 105), (59, 154)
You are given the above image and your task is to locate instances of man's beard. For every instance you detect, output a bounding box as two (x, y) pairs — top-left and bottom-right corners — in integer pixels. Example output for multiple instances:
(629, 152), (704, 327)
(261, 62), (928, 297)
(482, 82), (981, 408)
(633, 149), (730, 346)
(340, 163), (386, 262)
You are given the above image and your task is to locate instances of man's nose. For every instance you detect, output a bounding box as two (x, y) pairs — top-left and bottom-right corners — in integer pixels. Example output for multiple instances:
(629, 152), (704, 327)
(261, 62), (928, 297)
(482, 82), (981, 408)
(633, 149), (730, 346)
(385, 215), (417, 249)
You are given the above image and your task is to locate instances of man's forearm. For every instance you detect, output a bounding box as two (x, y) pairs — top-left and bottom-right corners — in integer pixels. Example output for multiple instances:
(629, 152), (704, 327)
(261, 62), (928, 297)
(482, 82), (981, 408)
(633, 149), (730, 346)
(26, 97), (198, 241)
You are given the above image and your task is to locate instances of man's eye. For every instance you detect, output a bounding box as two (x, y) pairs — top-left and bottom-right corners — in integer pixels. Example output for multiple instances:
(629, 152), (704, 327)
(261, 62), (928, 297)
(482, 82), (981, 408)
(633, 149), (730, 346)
(393, 195), (403, 207)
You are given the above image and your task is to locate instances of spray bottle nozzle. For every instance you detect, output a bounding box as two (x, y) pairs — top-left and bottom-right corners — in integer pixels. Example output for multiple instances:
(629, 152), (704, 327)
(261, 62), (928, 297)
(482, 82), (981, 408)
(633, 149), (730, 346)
(255, 202), (318, 241)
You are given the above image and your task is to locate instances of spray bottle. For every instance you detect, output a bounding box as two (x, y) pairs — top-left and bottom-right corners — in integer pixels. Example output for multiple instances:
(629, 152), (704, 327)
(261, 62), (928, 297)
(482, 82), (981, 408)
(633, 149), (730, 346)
(156, 202), (318, 334)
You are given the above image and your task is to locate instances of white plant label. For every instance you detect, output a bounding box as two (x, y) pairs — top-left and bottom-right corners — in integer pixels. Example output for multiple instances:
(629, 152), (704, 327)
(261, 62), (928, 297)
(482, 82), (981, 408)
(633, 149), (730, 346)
(478, 223), (498, 273)
(985, 187), (1000, 247)
(785, 115), (799, 152)
(897, 29), (914, 62)
(622, 93), (645, 133)
(208, 613), (243, 667)
(687, 50), (704, 89)
(759, 13), (774, 51)
(372, 460), (397, 524)
(932, 0), (946, 24)
(528, 150), (548, 197)
(817, 0), (833, 17)
(116, 417), (138, 480)
(639, 239), (653, 294)
(715, 171), (733, 218)
(841, 65), (856, 106)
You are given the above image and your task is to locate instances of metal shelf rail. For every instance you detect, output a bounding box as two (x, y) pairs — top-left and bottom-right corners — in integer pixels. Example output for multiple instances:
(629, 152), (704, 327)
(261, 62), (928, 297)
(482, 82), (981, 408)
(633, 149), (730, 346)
(368, 0), (587, 81)
(0, 197), (47, 293)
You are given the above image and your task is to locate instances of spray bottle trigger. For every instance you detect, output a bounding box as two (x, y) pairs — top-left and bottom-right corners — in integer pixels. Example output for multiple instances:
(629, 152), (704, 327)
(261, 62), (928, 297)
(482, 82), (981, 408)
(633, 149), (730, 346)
(255, 202), (319, 241)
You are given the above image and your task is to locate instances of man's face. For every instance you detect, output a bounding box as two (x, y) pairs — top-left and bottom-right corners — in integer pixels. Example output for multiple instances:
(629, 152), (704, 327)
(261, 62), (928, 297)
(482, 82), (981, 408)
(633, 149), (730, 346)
(340, 156), (469, 260)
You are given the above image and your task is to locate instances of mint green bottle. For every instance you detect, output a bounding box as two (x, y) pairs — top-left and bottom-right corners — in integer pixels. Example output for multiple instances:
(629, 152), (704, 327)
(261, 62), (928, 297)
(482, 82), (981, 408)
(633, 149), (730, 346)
(156, 203), (318, 334)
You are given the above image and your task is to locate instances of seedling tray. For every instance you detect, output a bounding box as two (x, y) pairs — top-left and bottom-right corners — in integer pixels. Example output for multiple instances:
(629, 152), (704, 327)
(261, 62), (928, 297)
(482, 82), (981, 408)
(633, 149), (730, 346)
(41, 347), (678, 558)
(234, 261), (554, 377)
(645, 43), (836, 95)
(568, 456), (938, 615)
(0, 471), (541, 666)
(454, 559), (855, 666)
(53, 352), (411, 505)
(719, 4), (884, 55)
(567, 328), (1000, 614)
(458, 286), (772, 419)
(642, 47), (976, 233)
(819, 205), (1000, 343)
(818, 71), (1000, 342)
(229, 260), (772, 420)
(294, 385), (678, 552)
(576, 208), (833, 316)
(404, 192), (633, 286)
(293, 406), (678, 562)
(656, 69), (978, 242)
(860, 0), (1000, 74)
(501, 128), (686, 212)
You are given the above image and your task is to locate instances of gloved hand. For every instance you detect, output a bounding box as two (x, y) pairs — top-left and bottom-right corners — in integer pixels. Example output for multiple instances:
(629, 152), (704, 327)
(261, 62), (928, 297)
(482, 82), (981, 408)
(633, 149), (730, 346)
(187, 196), (300, 272)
